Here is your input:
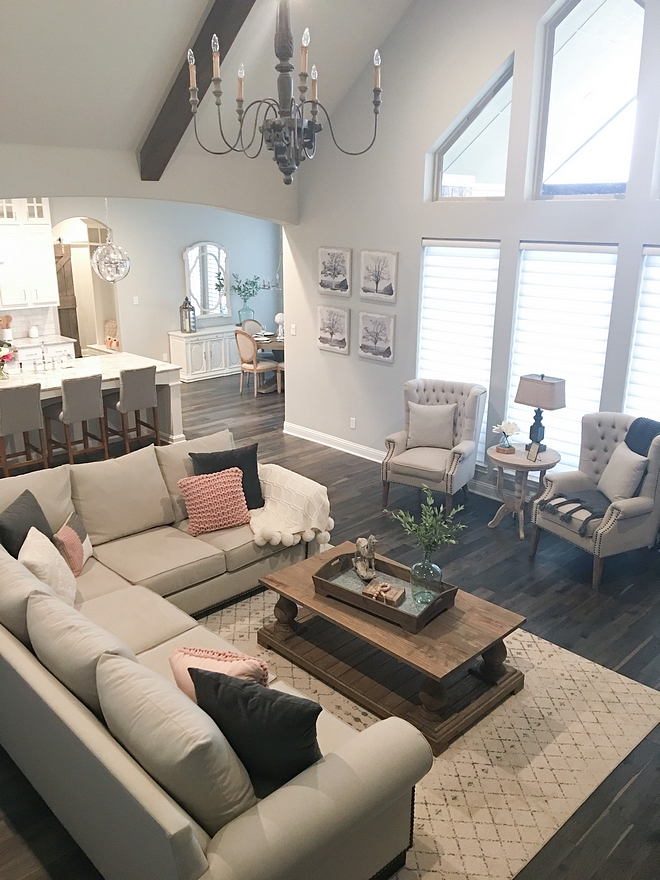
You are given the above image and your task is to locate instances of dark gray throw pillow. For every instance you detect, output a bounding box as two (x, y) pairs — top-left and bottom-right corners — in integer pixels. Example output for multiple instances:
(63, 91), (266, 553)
(190, 668), (322, 798)
(0, 489), (54, 558)
(190, 443), (264, 509)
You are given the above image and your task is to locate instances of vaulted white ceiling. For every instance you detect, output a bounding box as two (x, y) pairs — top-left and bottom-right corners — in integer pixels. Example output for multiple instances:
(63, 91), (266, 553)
(1, 0), (412, 159)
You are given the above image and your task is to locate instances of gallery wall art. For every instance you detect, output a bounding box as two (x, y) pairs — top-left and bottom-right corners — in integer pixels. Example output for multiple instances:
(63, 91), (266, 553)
(318, 247), (351, 296)
(358, 311), (395, 363)
(317, 305), (350, 354)
(360, 250), (397, 303)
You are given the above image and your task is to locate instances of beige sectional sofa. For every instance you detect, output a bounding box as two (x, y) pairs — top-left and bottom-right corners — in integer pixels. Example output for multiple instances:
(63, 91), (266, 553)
(0, 433), (433, 880)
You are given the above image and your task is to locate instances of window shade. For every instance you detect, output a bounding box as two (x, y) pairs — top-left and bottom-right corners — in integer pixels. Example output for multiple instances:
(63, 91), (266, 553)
(506, 247), (617, 470)
(624, 250), (660, 419)
(419, 242), (499, 461)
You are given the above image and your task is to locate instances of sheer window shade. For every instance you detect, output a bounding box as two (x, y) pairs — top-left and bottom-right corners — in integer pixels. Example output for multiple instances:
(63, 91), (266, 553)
(506, 246), (617, 470)
(624, 249), (660, 419)
(419, 242), (499, 461)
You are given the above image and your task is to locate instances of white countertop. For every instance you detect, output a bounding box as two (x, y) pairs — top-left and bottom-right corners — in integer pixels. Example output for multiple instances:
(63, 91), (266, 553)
(11, 334), (77, 349)
(3, 353), (180, 396)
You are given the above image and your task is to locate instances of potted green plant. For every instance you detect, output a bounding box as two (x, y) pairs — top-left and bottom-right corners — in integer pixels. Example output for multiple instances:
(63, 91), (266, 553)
(387, 487), (466, 604)
(232, 273), (261, 323)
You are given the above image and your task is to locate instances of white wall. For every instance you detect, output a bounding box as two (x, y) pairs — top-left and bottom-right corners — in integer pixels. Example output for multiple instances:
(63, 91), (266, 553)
(283, 0), (660, 457)
(50, 198), (282, 361)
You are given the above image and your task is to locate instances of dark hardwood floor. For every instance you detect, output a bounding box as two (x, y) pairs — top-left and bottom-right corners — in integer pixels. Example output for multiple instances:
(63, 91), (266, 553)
(1, 373), (659, 879)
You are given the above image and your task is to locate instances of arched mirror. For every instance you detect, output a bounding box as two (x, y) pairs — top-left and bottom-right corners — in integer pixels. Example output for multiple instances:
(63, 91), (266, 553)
(183, 242), (230, 317)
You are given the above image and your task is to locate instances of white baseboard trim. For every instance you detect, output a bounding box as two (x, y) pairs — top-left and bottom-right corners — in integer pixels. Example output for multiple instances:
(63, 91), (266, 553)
(283, 422), (384, 463)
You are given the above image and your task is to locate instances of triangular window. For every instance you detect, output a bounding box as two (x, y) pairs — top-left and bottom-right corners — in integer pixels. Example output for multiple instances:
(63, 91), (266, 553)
(539, 0), (645, 197)
(434, 59), (513, 199)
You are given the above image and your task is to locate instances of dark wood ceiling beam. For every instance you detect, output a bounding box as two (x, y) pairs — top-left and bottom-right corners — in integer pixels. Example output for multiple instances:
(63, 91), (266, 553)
(139, 0), (257, 181)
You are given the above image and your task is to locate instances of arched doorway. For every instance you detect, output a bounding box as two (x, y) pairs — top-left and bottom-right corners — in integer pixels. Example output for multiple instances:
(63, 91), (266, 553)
(52, 217), (121, 356)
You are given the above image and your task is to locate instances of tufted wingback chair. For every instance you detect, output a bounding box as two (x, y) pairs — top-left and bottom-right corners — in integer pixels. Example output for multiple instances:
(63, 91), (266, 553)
(531, 412), (660, 589)
(382, 379), (487, 512)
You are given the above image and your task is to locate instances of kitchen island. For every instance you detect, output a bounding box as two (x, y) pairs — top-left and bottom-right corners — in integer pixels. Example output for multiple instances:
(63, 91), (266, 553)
(4, 353), (184, 443)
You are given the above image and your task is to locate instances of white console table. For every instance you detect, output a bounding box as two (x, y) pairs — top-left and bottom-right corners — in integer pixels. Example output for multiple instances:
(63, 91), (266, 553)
(168, 327), (241, 383)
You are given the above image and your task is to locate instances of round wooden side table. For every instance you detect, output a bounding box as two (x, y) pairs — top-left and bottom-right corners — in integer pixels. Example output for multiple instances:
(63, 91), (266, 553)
(486, 443), (561, 540)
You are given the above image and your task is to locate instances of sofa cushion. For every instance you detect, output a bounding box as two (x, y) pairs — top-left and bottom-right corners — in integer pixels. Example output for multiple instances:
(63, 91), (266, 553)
(27, 591), (137, 716)
(155, 430), (235, 522)
(0, 543), (55, 644)
(191, 669), (322, 799)
(598, 441), (648, 502)
(53, 512), (93, 577)
(170, 646), (268, 702)
(136, 625), (243, 682)
(74, 557), (133, 606)
(0, 464), (73, 533)
(70, 445), (174, 545)
(178, 469), (251, 537)
(179, 521), (281, 572)
(407, 401), (456, 450)
(18, 527), (77, 606)
(271, 680), (358, 756)
(79, 584), (197, 654)
(97, 654), (257, 836)
(190, 443), (264, 510)
(389, 446), (452, 482)
(0, 489), (53, 558)
(92, 527), (227, 597)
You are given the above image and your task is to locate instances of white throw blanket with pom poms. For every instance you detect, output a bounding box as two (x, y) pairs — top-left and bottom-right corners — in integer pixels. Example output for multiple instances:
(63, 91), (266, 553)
(250, 463), (334, 547)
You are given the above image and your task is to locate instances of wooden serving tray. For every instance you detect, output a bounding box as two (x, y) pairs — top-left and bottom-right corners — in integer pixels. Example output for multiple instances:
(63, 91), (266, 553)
(312, 553), (457, 634)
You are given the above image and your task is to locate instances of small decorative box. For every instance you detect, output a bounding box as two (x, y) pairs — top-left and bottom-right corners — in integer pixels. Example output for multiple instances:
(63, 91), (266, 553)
(362, 580), (406, 607)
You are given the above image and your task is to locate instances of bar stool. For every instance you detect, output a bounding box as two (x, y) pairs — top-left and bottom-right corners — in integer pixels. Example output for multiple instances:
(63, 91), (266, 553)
(44, 374), (109, 465)
(103, 366), (160, 455)
(0, 384), (49, 477)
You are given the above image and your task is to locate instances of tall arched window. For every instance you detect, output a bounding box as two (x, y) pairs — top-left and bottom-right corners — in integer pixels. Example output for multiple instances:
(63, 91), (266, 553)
(184, 242), (229, 317)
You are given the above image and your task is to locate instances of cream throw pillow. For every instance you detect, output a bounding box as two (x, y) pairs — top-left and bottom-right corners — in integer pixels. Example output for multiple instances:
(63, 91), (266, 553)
(96, 654), (257, 835)
(18, 527), (76, 606)
(407, 402), (456, 450)
(598, 441), (648, 502)
(27, 591), (137, 716)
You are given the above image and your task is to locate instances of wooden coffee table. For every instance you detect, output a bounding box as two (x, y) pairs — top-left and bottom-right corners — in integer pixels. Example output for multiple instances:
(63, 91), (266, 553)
(258, 542), (525, 755)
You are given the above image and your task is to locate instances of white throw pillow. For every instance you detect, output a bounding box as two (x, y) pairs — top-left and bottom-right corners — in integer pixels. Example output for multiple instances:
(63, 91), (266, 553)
(0, 543), (55, 645)
(26, 591), (137, 716)
(18, 527), (76, 606)
(598, 441), (648, 502)
(407, 402), (456, 450)
(97, 654), (256, 835)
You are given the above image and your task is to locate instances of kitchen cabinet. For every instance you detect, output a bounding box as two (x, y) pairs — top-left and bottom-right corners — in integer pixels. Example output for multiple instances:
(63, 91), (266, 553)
(0, 199), (59, 309)
(168, 327), (241, 383)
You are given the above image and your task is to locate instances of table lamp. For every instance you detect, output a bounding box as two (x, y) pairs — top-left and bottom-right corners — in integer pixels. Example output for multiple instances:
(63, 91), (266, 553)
(514, 374), (566, 452)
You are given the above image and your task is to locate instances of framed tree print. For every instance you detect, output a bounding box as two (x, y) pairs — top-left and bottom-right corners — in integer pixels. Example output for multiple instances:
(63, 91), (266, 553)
(317, 305), (350, 354)
(360, 250), (397, 303)
(318, 247), (351, 296)
(358, 311), (395, 363)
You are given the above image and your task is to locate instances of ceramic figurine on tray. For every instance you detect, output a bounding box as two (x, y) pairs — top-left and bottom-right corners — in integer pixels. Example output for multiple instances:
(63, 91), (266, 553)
(353, 535), (377, 580)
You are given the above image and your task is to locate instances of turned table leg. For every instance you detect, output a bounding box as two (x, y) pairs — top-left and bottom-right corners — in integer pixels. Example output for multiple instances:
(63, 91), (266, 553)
(476, 639), (508, 684)
(272, 594), (299, 637)
(488, 466), (512, 529)
(418, 676), (449, 724)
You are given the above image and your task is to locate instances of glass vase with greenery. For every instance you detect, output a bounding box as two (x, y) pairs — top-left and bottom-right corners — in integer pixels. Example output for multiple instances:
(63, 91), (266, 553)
(232, 274), (261, 322)
(387, 487), (467, 604)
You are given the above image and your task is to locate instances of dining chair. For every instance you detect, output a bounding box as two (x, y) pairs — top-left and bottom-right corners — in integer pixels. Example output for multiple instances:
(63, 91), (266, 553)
(241, 319), (264, 335)
(276, 361), (285, 394)
(0, 384), (49, 477)
(43, 374), (109, 464)
(103, 365), (161, 454)
(235, 329), (275, 397)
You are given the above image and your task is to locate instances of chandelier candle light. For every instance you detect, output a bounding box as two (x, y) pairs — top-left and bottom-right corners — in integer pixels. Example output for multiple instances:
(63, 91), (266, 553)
(187, 0), (382, 184)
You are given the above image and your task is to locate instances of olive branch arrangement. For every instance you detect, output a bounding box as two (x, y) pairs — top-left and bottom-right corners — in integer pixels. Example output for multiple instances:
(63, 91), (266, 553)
(386, 486), (467, 556)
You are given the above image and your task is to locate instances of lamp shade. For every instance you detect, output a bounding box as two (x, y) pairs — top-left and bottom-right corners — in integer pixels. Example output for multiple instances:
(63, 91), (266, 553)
(514, 374), (565, 410)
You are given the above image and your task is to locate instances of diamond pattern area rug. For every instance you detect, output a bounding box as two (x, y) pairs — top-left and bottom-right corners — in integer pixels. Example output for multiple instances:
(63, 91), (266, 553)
(202, 592), (660, 880)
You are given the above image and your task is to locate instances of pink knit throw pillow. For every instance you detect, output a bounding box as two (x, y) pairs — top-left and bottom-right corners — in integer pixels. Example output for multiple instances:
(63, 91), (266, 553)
(169, 647), (269, 701)
(177, 468), (250, 536)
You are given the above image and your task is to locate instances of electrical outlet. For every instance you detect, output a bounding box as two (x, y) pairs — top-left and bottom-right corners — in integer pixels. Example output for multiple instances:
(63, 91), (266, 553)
(290, 323), (296, 336)
(162, 353), (168, 362)
(133, 296), (139, 305)
(350, 417), (356, 429)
